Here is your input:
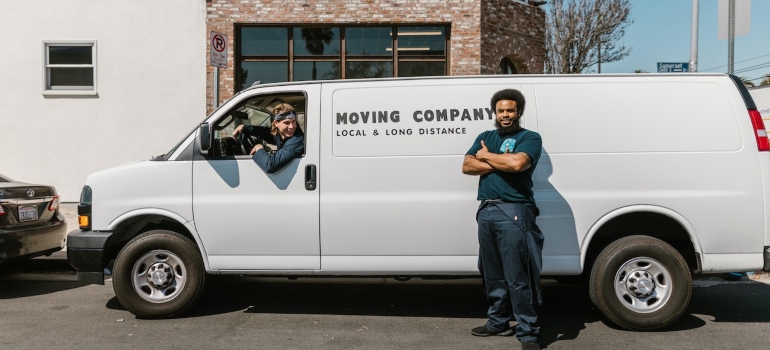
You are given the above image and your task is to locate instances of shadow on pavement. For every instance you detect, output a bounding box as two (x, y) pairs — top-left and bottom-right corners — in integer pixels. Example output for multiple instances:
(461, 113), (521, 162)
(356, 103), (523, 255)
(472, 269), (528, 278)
(99, 276), (770, 349)
(199, 279), (489, 319)
(686, 282), (770, 324)
(0, 280), (87, 299)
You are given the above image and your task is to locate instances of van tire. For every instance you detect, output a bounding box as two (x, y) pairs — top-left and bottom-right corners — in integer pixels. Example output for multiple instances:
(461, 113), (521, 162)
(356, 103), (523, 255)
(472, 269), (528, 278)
(113, 230), (206, 318)
(589, 235), (691, 330)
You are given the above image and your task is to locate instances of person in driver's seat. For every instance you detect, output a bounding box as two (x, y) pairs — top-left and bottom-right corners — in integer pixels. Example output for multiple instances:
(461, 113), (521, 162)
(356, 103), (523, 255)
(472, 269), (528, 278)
(232, 103), (304, 173)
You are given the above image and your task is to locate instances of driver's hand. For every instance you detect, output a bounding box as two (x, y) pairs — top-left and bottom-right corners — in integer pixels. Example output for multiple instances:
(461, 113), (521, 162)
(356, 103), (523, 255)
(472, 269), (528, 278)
(232, 125), (244, 138)
(249, 144), (263, 155)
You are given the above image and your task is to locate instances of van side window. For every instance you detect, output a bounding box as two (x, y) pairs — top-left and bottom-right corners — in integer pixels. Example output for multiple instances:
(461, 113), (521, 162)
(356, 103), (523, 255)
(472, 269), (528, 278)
(209, 93), (307, 158)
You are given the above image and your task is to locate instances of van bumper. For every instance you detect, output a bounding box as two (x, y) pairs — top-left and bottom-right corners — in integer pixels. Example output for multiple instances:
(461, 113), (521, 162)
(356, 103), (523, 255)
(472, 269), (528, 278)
(764, 246), (770, 272)
(66, 229), (114, 285)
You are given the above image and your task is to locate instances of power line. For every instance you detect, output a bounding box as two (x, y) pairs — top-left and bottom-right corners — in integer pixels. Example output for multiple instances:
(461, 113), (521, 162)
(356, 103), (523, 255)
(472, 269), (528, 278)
(734, 61), (770, 74)
(747, 74), (770, 83)
(700, 53), (770, 72)
(734, 61), (770, 75)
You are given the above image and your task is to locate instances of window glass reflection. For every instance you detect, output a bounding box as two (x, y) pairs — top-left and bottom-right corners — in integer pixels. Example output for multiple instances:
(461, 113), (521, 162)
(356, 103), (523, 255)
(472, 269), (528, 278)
(345, 27), (392, 56)
(240, 61), (288, 89)
(294, 61), (340, 81)
(294, 28), (340, 56)
(50, 68), (94, 87)
(346, 61), (393, 79)
(398, 62), (445, 77)
(49, 46), (92, 64)
(397, 27), (445, 56)
(240, 27), (288, 56)
(498, 58), (518, 74)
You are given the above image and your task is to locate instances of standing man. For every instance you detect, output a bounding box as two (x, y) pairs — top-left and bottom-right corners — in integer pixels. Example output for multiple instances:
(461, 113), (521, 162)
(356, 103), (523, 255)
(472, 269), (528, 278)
(462, 89), (544, 350)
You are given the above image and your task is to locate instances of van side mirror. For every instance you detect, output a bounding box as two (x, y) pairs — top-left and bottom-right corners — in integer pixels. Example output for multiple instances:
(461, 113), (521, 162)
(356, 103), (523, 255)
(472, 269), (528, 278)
(197, 123), (211, 155)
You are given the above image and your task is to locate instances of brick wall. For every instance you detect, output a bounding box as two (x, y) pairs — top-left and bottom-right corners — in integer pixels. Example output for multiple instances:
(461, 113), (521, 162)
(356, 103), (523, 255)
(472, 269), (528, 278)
(207, 0), (544, 112)
(480, 0), (546, 75)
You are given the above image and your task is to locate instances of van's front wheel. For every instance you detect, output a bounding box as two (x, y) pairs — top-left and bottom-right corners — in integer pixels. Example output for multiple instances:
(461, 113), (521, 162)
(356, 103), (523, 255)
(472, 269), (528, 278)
(113, 230), (206, 318)
(589, 235), (692, 330)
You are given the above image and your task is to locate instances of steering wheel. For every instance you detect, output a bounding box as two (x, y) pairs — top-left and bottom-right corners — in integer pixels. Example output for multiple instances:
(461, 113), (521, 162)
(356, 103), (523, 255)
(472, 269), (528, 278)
(236, 133), (256, 155)
(237, 133), (274, 155)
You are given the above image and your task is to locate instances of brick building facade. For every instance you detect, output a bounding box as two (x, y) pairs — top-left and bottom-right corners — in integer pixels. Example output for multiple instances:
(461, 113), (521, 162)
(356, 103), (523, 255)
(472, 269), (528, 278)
(206, 0), (545, 111)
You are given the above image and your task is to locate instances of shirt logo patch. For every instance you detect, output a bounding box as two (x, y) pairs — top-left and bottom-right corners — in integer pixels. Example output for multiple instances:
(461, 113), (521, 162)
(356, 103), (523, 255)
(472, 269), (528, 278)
(500, 138), (516, 153)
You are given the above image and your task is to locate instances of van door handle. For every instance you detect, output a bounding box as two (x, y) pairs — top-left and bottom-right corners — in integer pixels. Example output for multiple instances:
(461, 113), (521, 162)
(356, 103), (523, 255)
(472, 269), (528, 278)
(305, 164), (317, 191)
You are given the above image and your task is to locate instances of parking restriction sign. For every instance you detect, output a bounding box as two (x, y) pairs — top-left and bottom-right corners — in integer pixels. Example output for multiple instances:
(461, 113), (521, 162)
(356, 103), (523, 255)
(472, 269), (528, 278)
(210, 32), (227, 68)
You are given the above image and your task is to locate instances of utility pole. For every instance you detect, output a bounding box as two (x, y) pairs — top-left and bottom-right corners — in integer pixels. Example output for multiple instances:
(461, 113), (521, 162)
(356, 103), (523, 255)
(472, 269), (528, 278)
(597, 42), (601, 73)
(690, 0), (699, 72)
(728, 0), (735, 74)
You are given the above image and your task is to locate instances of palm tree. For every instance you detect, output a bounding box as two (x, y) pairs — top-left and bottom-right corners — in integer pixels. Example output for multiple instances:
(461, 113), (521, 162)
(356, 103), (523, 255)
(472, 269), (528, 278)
(300, 28), (335, 80)
(761, 74), (770, 86)
(739, 76), (755, 88)
(633, 69), (648, 73)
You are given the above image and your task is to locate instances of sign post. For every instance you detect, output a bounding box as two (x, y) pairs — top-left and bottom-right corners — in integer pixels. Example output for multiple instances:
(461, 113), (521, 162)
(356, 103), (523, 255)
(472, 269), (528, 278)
(657, 62), (690, 73)
(210, 32), (228, 108)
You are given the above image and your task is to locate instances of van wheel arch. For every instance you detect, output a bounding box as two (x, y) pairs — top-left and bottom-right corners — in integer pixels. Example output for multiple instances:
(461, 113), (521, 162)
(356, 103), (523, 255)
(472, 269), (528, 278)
(583, 211), (700, 274)
(103, 215), (199, 271)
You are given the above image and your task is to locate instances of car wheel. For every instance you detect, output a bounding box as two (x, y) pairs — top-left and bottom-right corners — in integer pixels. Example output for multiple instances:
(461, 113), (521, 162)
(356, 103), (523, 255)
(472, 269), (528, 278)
(589, 235), (692, 330)
(113, 230), (206, 318)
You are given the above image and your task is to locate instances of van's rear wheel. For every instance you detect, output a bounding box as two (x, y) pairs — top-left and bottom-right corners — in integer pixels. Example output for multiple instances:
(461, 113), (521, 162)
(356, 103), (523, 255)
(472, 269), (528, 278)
(113, 230), (206, 318)
(589, 235), (691, 330)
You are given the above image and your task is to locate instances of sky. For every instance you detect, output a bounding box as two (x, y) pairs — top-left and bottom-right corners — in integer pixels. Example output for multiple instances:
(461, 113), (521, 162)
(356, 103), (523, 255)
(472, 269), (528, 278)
(591, 0), (769, 84)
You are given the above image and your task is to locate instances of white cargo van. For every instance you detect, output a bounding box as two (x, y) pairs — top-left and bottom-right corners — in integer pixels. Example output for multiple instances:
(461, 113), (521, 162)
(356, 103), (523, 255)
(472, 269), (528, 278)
(68, 74), (770, 330)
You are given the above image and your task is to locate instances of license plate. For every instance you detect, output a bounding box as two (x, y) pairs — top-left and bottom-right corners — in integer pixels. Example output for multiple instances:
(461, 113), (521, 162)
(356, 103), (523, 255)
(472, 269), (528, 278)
(19, 205), (38, 222)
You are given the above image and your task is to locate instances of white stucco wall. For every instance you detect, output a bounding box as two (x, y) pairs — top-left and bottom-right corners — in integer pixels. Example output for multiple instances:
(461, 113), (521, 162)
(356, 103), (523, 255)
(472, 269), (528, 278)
(0, 0), (207, 201)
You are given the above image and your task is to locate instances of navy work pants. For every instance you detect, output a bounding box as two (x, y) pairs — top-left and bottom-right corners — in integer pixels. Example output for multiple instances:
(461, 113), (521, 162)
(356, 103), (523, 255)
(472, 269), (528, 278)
(477, 202), (544, 343)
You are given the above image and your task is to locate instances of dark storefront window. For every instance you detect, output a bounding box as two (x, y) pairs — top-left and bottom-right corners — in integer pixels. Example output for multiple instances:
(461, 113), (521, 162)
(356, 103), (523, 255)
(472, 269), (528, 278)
(345, 27), (392, 56)
(240, 27), (288, 56)
(236, 25), (449, 92)
(398, 61), (445, 77)
(294, 27), (340, 56)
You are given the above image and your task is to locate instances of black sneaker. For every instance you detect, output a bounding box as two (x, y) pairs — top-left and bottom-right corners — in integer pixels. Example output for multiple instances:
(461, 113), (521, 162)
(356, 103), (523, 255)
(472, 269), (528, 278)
(470, 324), (514, 337)
(521, 341), (540, 350)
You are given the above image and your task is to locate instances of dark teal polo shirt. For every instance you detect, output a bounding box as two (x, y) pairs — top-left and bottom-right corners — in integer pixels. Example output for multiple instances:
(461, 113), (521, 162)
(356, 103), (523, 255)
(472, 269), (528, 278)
(466, 128), (542, 208)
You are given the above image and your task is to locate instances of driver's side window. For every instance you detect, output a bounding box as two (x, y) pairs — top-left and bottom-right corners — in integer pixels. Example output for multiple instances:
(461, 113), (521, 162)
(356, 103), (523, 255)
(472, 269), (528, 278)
(209, 93), (307, 158)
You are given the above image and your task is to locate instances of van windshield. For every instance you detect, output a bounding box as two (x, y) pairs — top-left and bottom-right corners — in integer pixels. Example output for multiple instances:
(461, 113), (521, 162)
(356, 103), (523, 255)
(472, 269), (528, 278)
(152, 126), (197, 161)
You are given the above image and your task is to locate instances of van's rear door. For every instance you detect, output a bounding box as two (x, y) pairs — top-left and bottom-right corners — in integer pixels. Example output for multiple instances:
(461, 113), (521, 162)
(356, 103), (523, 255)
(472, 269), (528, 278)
(730, 75), (770, 269)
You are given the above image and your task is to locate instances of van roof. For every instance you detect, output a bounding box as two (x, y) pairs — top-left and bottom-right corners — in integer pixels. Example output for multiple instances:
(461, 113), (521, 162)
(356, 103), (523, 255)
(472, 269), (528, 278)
(238, 72), (732, 94)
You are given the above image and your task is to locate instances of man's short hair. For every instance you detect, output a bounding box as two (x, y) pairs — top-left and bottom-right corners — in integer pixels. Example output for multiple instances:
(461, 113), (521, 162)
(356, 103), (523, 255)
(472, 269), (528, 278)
(491, 89), (526, 116)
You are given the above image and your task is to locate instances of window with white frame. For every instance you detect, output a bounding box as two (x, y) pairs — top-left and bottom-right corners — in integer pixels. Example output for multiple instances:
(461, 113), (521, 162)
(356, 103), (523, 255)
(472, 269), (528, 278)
(44, 41), (96, 94)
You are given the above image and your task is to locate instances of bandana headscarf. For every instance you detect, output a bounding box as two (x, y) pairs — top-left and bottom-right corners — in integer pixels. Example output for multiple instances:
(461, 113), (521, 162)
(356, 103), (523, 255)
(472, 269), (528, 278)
(273, 111), (297, 122)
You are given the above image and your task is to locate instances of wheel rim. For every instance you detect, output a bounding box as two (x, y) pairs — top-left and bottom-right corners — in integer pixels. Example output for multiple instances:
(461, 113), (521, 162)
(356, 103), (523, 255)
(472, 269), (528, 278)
(613, 257), (672, 314)
(131, 249), (187, 304)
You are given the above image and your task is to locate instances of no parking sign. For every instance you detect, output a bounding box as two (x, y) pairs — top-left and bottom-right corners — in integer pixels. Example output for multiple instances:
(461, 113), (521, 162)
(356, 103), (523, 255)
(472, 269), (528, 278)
(210, 32), (227, 68)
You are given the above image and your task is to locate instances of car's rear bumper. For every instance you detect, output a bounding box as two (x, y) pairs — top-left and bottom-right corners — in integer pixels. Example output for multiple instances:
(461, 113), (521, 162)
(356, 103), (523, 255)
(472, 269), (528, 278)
(66, 229), (114, 284)
(0, 217), (67, 265)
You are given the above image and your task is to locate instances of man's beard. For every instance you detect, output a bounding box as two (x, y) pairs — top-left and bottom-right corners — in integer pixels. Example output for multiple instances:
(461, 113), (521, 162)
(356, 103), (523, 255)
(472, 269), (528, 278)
(495, 118), (521, 136)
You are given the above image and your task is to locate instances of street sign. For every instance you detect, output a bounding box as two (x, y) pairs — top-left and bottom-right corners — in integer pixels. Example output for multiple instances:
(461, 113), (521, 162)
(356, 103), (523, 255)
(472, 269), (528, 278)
(718, 0), (751, 40)
(210, 31), (227, 68)
(657, 62), (690, 73)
